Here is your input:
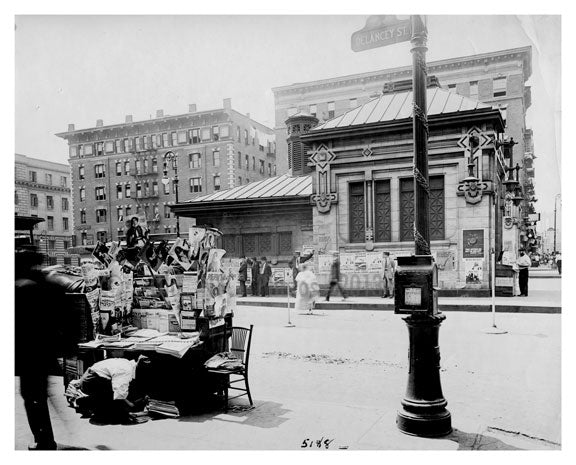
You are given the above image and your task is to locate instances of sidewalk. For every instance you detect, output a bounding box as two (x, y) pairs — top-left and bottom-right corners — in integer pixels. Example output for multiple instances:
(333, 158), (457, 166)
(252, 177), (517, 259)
(15, 308), (561, 450)
(238, 277), (561, 314)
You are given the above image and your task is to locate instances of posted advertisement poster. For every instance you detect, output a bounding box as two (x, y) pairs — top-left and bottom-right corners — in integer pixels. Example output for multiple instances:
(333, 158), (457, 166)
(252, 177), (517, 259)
(340, 253), (356, 272)
(318, 254), (333, 273)
(436, 250), (455, 271)
(464, 258), (484, 284)
(284, 268), (293, 283)
(271, 268), (286, 285)
(352, 252), (367, 272)
(463, 229), (485, 259)
(302, 245), (315, 256)
(182, 272), (198, 293)
(366, 252), (383, 273)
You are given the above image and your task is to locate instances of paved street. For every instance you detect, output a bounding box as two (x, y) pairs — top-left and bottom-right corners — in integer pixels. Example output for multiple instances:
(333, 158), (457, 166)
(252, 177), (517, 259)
(15, 304), (561, 450)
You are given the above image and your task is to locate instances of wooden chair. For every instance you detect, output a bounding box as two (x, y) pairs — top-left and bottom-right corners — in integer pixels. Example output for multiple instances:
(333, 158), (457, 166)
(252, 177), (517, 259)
(206, 325), (253, 412)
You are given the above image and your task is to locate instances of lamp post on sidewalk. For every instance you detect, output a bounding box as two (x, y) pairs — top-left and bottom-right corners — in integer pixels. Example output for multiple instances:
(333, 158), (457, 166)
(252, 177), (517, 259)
(162, 151), (180, 238)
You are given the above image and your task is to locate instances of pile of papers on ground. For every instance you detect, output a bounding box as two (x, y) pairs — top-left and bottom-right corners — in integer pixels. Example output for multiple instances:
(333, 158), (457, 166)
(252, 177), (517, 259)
(147, 399), (181, 418)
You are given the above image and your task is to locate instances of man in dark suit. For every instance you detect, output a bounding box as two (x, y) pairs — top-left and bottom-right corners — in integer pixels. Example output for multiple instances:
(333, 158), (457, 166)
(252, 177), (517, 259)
(259, 256), (272, 297)
(238, 256), (248, 297)
(250, 257), (259, 296)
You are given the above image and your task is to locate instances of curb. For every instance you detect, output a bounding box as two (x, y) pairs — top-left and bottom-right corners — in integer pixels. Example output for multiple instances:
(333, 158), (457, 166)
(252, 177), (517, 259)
(237, 300), (561, 314)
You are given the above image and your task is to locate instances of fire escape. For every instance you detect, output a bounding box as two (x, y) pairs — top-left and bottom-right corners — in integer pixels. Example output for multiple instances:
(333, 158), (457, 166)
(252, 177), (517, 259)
(131, 144), (161, 233)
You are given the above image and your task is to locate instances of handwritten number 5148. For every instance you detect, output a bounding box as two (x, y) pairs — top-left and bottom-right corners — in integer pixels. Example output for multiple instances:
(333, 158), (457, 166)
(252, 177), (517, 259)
(301, 438), (334, 449)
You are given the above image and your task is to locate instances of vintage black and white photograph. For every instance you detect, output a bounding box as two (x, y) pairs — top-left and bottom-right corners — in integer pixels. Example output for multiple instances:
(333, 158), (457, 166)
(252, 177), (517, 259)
(10, 1), (568, 457)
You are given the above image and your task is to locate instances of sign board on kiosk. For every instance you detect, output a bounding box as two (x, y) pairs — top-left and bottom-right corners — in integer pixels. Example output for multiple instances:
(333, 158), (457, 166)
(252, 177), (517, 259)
(351, 15), (412, 52)
(394, 255), (439, 315)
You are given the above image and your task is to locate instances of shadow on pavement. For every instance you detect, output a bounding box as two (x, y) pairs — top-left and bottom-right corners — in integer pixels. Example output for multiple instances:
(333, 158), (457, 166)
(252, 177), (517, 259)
(58, 444), (92, 451)
(446, 428), (523, 450)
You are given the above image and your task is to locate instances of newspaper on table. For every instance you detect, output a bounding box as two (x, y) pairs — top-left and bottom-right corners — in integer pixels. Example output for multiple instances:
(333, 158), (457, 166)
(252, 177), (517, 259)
(182, 272), (198, 293)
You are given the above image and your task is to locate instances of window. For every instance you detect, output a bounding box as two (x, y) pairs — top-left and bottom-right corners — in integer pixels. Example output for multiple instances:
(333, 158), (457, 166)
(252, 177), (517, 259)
(117, 207), (123, 222)
(95, 186), (106, 201)
(448, 83), (456, 92)
(136, 183), (142, 198)
(143, 182), (149, 198)
(96, 209), (107, 223)
(244, 129), (249, 145)
(279, 231), (293, 255)
(238, 151), (242, 169)
(46, 195), (54, 210)
(15, 191), (18, 205)
(238, 176), (242, 186)
(493, 77), (507, 97)
(177, 131), (187, 144)
(105, 141), (114, 153)
(63, 240), (69, 250)
(201, 128), (211, 141)
(287, 107), (297, 117)
(236, 126), (241, 142)
(399, 178), (414, 241)
(214, 175), (221, 191)
(30, 193), (38, 207)
(212, 126), (219, 141)
(70, 146), (79, 157)
(47, 216), (54, 231)
(143, 136), (150, 150)
(164, 205), (171, 219)
(252, 156), (256, 171)
(152, 158), (158, 173)
(189, 153), (201, 169)
(84, 144), (93, 155)
(143, 158), (149, 173)
(190, 177), (202, 193)
(125, 206), (132, 218)
(273, 165), (276, 176)
(153, 135), (160, 149)
(29, 171), (37, 182)
(349, 182), (365, 243)
(268, 163), (272, 176)
(96, 231), (107, 243)
(63, 217), (69, 231)
(125, 184), (131, 198)
(245, 155), (249, 170)
(350, 98), (358, 109)
(95, 164), (105, 178)
(78, 166), (85, 180)
(136, 205), (142, 214)
(124, 161), (130, 175)
(135, 160), (141, 175)
(190, 129), (200, 144)
(470, 81), (478, 99)
(153, 205), (159, 219)
(95, 142), (103, 156)
(309, 104), (317, 117)
(220, 125), (230, 138)
(135, 137), (142, 151)
(259, 160), (265, 174)
(79, 187), (85, 201)
(62, 197), (69, 211)
(48, 240), (56, 250)
(213, 150), (220, 167)
(152, 181), (159, 196)
(162, 133), (169, 147)
(45, 174), (53, 185)
(81, 232), (88, 245)
(116, 162), (122, 176)
(116, 185), (123, 200)
(171, 132), (178, 146)
(80, 210), (86, 224)
(163, 180), (170, 195)
(374, 180), (391, 242)
(124, 138), (132, 152)
(328, 101), (335, 119)
(115, 139), (122, 153)
(60, 176), (68, 187)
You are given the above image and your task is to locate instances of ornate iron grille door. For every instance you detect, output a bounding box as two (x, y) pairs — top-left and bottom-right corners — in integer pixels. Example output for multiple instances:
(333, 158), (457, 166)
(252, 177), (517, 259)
(349, 182), (365, 243)
(374, 180), (392, 242)
(400, 177), (415, 242)
(429, 176), (445, 240)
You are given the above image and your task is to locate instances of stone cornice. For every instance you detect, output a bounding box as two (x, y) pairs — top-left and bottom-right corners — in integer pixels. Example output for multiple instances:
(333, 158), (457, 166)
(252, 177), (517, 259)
(15, 179), (71, 194)
(273, 46), (532, 96)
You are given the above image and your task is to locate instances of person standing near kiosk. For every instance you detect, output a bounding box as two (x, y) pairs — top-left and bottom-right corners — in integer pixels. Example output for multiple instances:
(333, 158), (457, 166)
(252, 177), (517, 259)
(517, 248), (532, 296)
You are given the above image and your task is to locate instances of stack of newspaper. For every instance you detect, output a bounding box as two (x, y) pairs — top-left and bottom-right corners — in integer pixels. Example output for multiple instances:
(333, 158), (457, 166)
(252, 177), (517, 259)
(147, 399), (181, 418)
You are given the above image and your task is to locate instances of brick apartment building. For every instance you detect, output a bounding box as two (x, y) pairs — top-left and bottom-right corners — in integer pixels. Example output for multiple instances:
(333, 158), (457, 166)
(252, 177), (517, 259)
(56, 99), (276, 245)
(15, 154), (74, 264)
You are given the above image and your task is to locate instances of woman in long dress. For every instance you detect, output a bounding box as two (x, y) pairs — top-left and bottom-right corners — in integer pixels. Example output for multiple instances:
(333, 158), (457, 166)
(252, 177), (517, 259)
(295, 263), (319, 314)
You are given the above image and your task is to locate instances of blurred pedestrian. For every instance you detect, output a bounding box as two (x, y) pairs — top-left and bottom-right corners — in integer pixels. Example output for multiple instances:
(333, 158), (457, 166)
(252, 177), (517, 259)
(289, 249), (314, 291)
(555, 252), (562, 275)
(258, 257), (272, 297)
(250, 257), (259, 296)
(326, 252), (347, 301)
(15, 245), (66, 450)
(295, 262), (319, 314)
(381, 252), (396, 298)
(517, 248), (531, 296)
(238, 256), (248, 297)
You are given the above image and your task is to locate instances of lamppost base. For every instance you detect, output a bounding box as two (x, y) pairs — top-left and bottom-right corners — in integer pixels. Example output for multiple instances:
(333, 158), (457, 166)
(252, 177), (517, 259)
(396, 408), (452, 437)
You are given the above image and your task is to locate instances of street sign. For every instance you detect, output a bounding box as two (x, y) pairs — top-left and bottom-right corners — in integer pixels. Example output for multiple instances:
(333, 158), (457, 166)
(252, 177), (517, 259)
(351, 16), (412, 52)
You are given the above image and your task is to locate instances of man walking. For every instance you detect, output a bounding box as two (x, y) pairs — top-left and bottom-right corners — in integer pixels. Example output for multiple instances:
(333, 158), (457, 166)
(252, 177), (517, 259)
(259, 257), (272, 297)
(326, 252), (347, 301)
(517, 248), (531, 296)
(238, 256), (248, 297)
(381, 252), (396, 298)
(555, 251), (562, 275)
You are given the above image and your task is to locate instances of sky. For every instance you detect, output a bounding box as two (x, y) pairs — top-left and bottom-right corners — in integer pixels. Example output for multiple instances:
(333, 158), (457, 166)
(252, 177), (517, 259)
(14, 14), (561, 228)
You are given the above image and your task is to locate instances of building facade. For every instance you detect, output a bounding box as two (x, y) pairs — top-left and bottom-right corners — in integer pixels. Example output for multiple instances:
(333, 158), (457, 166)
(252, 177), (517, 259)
(56, 99), (276, 245)
(15, 154), (74, 264)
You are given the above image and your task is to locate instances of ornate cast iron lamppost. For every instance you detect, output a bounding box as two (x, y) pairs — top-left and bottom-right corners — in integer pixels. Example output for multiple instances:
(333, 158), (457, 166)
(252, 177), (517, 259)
(161, 151), (180, 238)
(394, 15), (452, 437)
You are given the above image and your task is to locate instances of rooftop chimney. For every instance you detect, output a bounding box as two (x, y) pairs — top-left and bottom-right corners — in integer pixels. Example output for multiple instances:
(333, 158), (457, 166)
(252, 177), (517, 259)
(189, 104), (197, 113)
(156, 109), (164, 118)
(96, 119), (103, 127)
(67, 123), (75, 132)
(223, 98), (232, 110)
(125, 115), (133, 123)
